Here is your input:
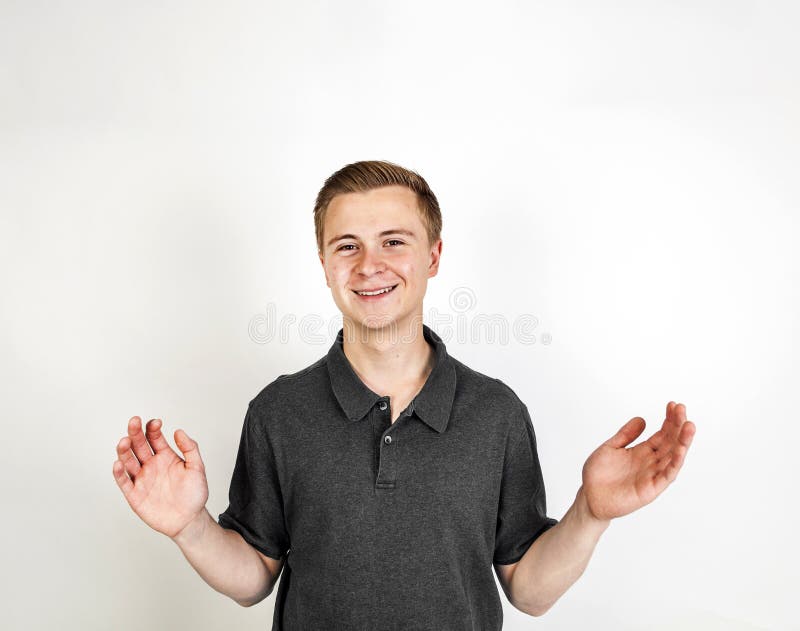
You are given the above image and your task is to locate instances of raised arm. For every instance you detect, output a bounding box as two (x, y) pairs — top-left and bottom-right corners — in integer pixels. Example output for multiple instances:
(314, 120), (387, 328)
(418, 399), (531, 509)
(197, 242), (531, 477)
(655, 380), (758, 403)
(112, 416), (284, 606)
(498, 401), (696, 616)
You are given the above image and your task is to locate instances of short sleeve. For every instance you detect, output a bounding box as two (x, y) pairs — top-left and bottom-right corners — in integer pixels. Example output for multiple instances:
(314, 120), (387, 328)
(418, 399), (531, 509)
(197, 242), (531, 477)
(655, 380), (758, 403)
(218, 403), (290, 560)
(493, 401), (559, 565)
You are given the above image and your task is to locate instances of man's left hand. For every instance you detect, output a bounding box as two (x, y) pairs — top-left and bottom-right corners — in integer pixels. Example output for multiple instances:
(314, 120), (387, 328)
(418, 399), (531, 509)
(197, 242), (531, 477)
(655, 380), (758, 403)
(581, 401), (696, 521)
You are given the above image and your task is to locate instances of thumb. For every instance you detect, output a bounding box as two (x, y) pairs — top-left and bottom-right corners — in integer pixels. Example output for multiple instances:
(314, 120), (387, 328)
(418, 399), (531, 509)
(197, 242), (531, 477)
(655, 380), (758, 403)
(174, 429), (205, 472)
(604, 417), (646, 449)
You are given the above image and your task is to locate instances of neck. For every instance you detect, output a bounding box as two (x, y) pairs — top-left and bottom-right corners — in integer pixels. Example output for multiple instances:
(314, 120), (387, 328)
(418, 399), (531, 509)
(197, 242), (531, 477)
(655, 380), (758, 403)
(341, 318), (434, 397)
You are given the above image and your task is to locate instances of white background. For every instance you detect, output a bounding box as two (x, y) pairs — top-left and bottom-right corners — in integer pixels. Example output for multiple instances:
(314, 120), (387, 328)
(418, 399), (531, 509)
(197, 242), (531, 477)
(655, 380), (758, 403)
(1, 1), (797, 629)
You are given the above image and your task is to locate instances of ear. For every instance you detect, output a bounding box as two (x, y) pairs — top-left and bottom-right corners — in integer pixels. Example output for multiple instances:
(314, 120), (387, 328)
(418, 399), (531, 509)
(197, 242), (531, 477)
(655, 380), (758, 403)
(319, 250), (330, 287)
(427, 238), (443, 278)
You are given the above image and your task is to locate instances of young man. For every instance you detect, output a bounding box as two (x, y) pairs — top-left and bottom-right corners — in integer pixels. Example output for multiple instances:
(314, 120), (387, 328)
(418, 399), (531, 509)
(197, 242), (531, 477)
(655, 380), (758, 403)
(113, 160), (696, 630)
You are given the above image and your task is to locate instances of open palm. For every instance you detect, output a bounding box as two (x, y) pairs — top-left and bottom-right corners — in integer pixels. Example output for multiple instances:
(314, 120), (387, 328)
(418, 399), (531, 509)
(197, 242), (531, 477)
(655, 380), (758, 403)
(113, 416), (209, 538)
(582, 401), (696, 521)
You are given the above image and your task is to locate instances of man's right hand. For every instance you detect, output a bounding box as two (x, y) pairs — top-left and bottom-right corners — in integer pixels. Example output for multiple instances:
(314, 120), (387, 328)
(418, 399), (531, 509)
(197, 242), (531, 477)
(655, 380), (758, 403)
(113, 417), (209, 539)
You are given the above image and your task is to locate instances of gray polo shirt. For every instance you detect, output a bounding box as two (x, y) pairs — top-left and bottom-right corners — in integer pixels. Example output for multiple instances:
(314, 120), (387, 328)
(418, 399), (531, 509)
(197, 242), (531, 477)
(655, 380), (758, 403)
(218, 323), (558, 630)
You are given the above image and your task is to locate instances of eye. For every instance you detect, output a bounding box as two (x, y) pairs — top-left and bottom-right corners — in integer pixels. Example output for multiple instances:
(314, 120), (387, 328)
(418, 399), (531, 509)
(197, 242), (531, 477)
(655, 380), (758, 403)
(337, 244), (356, 251)
(386, 239), (404, 246)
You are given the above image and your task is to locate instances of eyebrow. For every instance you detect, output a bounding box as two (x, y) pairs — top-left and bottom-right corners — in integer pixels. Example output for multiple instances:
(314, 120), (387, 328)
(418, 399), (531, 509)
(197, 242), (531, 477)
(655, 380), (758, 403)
(326, 228), (417, 248)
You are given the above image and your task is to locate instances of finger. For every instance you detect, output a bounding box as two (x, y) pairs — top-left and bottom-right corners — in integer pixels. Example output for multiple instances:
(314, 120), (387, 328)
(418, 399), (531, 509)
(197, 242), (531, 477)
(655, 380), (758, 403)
(112, 459), (135, 497)
(605, 417), (646, 449)
(671, 402), (686, 427)
(145, 419), (173, 454)
(665, 402), (688, 444)
(655, 401), (681, 448)
(656, 421), (696, 486)
(663, 401), (675, 433)
(116, 436), (141, 478)
(647, 412), (694, 463)
(668, 405), (693, 447)
(680, 420), (697, 446)
(642, 426), (668, 453)
(127, 416), (154, 464)
(174, 429), (205, 473)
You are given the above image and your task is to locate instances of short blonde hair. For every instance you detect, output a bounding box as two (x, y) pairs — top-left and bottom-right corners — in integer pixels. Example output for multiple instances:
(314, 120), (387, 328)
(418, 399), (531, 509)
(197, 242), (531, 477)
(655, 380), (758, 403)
(313, 160), (442, 253)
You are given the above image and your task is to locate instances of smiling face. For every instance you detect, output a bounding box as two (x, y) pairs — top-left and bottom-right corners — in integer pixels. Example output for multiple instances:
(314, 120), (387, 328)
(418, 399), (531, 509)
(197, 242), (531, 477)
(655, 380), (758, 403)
(318, 185), (442, 338)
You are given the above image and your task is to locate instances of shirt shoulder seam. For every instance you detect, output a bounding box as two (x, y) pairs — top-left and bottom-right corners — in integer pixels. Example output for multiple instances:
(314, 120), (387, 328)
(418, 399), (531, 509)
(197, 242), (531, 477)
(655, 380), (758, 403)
(249, 355), (328, 411)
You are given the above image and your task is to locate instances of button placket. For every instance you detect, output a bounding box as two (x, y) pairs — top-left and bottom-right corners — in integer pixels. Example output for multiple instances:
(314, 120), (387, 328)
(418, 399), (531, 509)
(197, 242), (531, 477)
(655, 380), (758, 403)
(375, 398), (397, 489)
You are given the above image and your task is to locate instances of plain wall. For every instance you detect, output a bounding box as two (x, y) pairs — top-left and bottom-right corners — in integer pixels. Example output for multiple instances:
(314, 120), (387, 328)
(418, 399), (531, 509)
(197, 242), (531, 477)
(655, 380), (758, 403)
(1, 1), (797, 629)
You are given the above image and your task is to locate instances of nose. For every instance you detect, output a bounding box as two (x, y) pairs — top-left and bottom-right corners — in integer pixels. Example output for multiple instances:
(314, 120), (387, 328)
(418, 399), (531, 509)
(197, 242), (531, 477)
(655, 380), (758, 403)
(356, 245), (386, 277)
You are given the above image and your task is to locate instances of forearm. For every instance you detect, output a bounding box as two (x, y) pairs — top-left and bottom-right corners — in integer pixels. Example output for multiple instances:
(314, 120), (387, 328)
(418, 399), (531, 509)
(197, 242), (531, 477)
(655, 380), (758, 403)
(172, 507), (275, 607)
(510, 485), (610, 616)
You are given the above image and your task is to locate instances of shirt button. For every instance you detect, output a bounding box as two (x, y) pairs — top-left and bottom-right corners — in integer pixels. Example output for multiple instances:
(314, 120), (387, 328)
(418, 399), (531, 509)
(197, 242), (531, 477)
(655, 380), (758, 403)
(384, 435), (392, 444)
(379, 401), (388, 411)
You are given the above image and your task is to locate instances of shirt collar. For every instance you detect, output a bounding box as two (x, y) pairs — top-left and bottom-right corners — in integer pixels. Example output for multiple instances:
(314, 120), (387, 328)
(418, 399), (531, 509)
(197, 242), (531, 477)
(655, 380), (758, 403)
(326, 323), (457, 433)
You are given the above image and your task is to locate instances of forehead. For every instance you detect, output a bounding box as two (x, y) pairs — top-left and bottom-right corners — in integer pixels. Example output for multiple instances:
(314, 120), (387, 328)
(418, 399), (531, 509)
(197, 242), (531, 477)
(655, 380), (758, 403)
(325, 185), (423, 233)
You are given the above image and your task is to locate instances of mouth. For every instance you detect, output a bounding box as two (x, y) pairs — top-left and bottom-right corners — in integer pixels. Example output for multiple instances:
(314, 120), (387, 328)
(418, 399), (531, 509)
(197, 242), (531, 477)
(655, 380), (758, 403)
(352, 284), (399, 299)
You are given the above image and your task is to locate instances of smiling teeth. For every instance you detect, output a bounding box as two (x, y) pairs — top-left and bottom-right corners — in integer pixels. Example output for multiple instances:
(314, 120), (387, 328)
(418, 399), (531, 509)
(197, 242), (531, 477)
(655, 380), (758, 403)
(356, 285), (395, 296)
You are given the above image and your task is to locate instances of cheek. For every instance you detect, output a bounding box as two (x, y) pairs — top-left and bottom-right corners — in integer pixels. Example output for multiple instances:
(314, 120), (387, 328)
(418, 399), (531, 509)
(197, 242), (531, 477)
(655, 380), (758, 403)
(397, 259), (422, 280)
(327, 262), (352, 285)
